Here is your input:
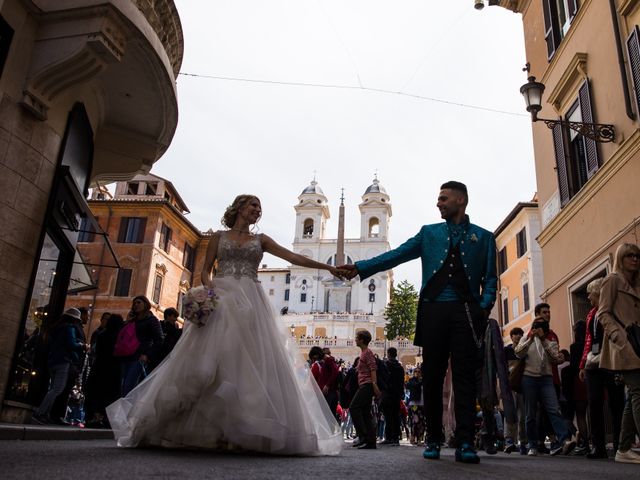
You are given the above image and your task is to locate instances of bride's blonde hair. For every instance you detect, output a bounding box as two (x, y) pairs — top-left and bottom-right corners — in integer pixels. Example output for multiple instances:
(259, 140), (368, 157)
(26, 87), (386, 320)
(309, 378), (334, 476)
(222, 194), (261, 228)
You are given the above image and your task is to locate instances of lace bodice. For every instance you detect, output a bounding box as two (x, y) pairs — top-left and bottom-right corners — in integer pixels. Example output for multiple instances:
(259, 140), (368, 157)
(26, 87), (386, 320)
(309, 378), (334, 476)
(215, 232), (263, 281)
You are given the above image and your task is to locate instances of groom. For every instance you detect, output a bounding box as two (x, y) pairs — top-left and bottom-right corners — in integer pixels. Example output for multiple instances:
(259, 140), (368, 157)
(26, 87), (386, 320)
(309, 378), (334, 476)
(339, 181), (497, 464)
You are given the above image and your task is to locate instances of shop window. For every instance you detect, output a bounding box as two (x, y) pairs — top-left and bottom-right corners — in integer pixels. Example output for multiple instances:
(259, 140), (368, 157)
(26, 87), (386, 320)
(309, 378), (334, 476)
(183, 243), (195, 271)
(552, 79), (599, 207)
(498, 247), (508, 274)
(118, 217), (146, 243)
(153, 274), (163, 304)
(114, 269), (132, 297)
(0, 15), (14, 79)
(159, 222), (172, 253)
(516, 227), (527, 258)
(543, 0), (580, 60)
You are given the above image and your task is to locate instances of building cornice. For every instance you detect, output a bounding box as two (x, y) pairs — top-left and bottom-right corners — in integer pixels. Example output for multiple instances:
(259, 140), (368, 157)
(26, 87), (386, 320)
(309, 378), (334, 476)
(494, 202), (538, 238)
(546, 52), (588, 113)
(88, 198), (202, 238)
(537, 129), (640, 248)
(494, 0), (532, 14)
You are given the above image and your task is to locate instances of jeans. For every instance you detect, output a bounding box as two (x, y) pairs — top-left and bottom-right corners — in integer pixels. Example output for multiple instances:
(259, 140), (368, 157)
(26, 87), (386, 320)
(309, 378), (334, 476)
(121, 359), (146, 397)
(350, 383), (375, 444)
(36, 363), (71, 417)
(619, 370), (640, 452)
(505, 391), (526, 444)
(522, 375), (571, 448)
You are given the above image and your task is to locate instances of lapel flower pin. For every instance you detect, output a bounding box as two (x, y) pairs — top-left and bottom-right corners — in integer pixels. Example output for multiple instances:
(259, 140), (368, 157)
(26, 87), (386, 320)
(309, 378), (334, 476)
(470, 233), (478, 243)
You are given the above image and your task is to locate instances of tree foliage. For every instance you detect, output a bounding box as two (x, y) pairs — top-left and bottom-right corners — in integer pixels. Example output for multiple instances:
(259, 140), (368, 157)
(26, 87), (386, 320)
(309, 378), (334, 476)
(384, 280), (418, 340)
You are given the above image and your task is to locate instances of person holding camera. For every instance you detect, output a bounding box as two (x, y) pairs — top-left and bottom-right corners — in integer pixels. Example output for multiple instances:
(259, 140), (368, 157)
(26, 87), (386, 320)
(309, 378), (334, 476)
(515, 317), (575, 456)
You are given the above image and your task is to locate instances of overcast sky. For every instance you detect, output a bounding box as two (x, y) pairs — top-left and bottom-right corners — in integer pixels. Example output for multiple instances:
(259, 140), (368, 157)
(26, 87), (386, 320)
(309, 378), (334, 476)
(149, 1), (536, 288)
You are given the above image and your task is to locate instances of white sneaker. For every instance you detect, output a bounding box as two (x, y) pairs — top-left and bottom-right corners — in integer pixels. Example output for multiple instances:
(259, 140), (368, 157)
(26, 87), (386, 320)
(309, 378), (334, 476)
(528, 448), (538, 456)
(615, 449), (640, 464)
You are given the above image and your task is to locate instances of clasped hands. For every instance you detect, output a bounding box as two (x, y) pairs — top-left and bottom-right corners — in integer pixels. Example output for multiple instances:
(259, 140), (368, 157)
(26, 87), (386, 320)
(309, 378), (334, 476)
(330, 264), (359, 280)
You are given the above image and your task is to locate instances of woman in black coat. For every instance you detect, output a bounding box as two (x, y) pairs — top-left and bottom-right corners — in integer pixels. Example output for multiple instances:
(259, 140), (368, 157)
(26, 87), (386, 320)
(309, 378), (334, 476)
(84, 314), (124, 427)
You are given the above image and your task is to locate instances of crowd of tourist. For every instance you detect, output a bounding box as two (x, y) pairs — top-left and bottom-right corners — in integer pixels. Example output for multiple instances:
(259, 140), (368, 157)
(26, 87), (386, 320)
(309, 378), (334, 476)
(307, 243), (640, 463)
(31, 296), (180, 428)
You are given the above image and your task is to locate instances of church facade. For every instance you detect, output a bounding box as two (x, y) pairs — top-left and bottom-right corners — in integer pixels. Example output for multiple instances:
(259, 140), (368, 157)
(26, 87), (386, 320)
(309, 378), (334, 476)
(257, 179), (419, 364)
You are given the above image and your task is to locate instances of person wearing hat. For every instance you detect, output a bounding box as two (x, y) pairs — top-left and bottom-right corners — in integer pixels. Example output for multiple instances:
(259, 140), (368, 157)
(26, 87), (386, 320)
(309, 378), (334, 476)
(32, 308), (88, 425)
(116, 295), (163, 396)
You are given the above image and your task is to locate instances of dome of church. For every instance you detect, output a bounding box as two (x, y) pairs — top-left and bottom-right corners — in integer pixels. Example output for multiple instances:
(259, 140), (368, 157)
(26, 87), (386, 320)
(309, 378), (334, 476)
(364, 178), (386, 195)
(301, 180), (324, 196)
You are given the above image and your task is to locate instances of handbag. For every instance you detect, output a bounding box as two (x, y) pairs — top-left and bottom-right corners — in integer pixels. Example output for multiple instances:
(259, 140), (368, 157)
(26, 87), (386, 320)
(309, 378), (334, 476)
(584, 351), (601, 370)
(508, 358), (526, 393)
(612, 314), (640, 359)
(113, 322), (141, 357)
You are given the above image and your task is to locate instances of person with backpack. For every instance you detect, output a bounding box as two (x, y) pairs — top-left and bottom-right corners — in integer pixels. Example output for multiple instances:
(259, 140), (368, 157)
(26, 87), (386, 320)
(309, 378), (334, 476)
(32, 308), (88, 425)
(380, 347), (405, 446)
(114, 296), (163, 396)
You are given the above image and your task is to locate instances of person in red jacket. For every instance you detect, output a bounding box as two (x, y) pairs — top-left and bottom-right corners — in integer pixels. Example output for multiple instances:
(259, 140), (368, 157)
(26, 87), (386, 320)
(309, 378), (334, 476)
(308, 346), (340, 419)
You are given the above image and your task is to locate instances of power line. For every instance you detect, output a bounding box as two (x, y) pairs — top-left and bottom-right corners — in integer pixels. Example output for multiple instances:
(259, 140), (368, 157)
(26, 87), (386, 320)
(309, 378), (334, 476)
(178, 72), (527, 118)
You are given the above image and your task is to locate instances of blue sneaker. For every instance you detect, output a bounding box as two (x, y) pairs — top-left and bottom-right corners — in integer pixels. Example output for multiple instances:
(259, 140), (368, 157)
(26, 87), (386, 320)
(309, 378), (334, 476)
(455, 443), (481, 464)
(423, 442), (441, 460)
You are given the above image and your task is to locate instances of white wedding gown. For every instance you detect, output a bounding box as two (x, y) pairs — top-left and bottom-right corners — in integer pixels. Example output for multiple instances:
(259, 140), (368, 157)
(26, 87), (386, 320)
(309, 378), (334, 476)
(106, 232), (343, 455)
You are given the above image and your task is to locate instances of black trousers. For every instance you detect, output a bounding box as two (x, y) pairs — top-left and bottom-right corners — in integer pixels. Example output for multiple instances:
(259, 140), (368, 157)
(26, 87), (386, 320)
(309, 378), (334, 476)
(350, 383), (375, 444)
(586, 368), (625, 451)
(381, 395), (401, 441)
(420, 301), (485, 447)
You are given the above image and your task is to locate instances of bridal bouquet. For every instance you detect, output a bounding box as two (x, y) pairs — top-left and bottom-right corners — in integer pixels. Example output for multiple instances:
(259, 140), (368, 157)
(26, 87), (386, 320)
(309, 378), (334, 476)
(183, 286), (217, 327)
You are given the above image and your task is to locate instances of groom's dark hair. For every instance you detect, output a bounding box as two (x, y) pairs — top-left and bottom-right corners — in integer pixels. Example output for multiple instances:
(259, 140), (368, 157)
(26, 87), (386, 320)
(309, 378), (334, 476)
(440, 181), (468, 204)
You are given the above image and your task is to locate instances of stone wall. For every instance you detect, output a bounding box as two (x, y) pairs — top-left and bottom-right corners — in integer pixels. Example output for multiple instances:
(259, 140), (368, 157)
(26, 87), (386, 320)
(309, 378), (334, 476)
(0, 94), (61, 406)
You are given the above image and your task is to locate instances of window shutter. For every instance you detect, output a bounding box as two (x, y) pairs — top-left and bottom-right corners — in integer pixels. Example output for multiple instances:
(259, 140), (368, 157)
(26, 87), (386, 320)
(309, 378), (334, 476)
(542, 0), (560, 60)
(552, 122), (571, 206)
(578, 79), (599, 179)
(118, 218), (128, 243)
(627, 26), (640, 117)
(567, 0), (579, 21)
(137, 218), (147, 243)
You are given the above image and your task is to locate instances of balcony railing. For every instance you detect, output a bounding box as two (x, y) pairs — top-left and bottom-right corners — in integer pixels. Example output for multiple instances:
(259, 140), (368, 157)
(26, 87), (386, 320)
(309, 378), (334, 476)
(293, 338), (413, 349)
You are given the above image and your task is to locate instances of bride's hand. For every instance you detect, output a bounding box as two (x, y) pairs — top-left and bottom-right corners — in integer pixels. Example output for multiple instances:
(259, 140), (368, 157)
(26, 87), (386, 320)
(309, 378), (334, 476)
(329, 266), (344, 279)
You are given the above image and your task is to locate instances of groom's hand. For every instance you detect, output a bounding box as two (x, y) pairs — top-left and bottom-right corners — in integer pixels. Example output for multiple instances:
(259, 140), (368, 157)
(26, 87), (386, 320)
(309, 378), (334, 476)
(337, 264), (358, 280)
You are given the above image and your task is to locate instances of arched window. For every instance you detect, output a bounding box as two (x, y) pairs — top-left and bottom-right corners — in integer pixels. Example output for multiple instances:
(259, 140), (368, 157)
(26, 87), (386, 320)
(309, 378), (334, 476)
(303, 219), (314, 237)
(369, 217), (380, 237)
(326, 254), (353, 266)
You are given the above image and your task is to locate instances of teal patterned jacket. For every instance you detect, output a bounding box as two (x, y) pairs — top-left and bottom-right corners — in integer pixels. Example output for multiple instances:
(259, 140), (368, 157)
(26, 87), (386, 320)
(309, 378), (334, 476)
(355, 219), (497, 310)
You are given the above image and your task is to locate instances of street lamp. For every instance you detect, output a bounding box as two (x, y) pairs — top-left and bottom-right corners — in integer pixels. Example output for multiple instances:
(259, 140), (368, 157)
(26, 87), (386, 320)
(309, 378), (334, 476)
(520, 76), (615, 143)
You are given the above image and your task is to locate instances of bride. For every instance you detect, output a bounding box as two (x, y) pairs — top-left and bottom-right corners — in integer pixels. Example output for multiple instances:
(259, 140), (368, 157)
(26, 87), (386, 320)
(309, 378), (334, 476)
(107, 195), (345, 455)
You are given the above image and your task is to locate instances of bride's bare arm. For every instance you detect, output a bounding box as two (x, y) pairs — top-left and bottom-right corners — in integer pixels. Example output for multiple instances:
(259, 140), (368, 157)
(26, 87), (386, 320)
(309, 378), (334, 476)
(200, 232), (221, 287)
(261, 234), (341, 276)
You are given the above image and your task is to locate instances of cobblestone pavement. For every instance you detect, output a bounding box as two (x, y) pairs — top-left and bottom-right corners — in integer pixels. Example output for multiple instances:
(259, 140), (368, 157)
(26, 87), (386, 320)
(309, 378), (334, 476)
(2, 439), (638, 480)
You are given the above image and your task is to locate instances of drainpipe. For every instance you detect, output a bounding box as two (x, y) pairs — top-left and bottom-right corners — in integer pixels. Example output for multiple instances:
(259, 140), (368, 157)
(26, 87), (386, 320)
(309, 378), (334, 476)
(610, 0), (636, 120)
